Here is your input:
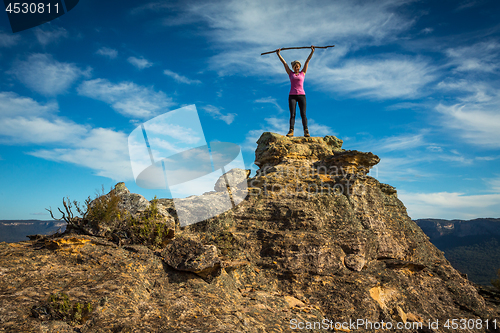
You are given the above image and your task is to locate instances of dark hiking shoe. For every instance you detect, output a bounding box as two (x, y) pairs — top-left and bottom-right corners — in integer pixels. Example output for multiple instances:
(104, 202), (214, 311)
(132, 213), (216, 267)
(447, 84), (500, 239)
(286, 129), (294, 137)
(304, 128), (310, 137)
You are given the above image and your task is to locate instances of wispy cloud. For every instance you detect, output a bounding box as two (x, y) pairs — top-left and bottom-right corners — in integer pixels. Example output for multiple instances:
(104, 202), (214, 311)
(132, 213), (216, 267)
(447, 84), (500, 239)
(0, 117), (89, 145)
(0, 31), (20, 47)
(11, 54), (90, 96)
(130, 2), (174, 16)
(436, 101), (500, 148)
(445, 40), (500, 73)
(399, 190), (500, 219)
(146, 0), (420, 81)
(0, 91), (133, 180)
(437, 79), (494, 103)
(34, 25), (68, 46)
(127, 56), (153, 69)
(77, 78), (174, 119)
(202, 105), (236, 124)
(163, 69), (201, 84)
(455, 0), (482, 11)
(376, 133), (427, 152)
(315, 56), (437, 99)
(96, 47), (118, 59)
(488, 176), (500, 193)
(179, 0), (415, 46)
(30, 128), (133, 181)
(0, 92), (58, 118)
(254, 97), (284, 113)
(476, 155), (500, 161)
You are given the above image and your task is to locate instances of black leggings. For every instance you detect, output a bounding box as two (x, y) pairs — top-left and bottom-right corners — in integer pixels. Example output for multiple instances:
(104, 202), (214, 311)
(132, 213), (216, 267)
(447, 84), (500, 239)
(288, 95), (307, 130)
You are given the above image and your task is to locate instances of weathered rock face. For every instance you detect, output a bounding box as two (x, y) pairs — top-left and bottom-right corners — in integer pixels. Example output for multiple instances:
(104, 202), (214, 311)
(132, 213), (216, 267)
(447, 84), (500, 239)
(0, 132), (498, 333)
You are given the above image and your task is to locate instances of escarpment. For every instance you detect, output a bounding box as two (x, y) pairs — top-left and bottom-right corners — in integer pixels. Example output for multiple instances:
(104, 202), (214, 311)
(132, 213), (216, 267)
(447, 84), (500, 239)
(0, 132), (498, 333)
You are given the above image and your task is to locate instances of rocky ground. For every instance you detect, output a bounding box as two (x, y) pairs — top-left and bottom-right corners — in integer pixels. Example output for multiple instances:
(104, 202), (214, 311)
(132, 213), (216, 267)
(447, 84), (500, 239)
(0, 132), (499, 333)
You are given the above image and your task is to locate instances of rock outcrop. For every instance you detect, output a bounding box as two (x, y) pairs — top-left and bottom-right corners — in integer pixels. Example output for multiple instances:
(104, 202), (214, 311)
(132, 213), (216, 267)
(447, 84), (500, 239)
(0, 132), (499, 333)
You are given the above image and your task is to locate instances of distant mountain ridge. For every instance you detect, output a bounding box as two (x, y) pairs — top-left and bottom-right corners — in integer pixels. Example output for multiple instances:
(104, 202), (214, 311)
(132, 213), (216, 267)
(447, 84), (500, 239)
(0, 220), (66, 243)
(415, 218), (500, 240)
(415, 218), (500, 286)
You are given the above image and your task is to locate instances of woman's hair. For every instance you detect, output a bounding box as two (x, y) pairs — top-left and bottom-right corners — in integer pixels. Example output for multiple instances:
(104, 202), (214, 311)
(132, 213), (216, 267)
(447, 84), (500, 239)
(291, 60), (301, 68)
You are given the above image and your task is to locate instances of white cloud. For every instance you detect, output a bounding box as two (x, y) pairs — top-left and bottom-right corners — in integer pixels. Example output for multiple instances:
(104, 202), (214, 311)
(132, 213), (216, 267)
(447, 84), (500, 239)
(148, 0), (419, 80)
(0, 31), (20, 47)
(254, 97), (284, 113)
(202, 105), (236, 125)
(130, 2), (174, 16)
(488, 176), (500, 193)
(476, 155), (500, 161)
(436, 102), (500, 148)
(0, 117), (89, 145)
(0, 92), (133, 180)
(128, 56), (153, 69)
(96, 47), (118, 59)
(134, 0), (440, 102)
(0, 92), (58, 118)
(180, 0), (414, 47)
(437, 79), (494, 103)
(163, 69), (201, 84)
(316, 56), (437, 99)
(455, 0), (482, 11)
(306, 119), (335, 137)
(445, 40), (500, 73)
(376, 133), (426, 152)
(145, 122), (201, 145)
(77, 78), (174, 119)
(11, 54), (89, 96)
(34, 26), (68, 45)
(399, 190), (500, 219)
(29, 128), (133, 181)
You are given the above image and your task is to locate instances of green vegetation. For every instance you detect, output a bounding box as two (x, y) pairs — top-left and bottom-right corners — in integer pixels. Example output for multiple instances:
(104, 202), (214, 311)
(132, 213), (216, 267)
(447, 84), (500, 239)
(84, 186), (123, 227)
(128, 196), (173, 249)
(46, 186), (125, 228)
(47, 292), (93, 325)
(47, 187), (174, 249)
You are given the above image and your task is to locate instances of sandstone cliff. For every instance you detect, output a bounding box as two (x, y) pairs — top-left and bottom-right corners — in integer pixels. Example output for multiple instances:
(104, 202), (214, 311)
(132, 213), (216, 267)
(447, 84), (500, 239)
(0, 132), (498, 333)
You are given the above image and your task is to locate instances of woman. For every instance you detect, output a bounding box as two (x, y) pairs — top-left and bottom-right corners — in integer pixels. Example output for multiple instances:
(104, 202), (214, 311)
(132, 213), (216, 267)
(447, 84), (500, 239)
(277, 45), (315, 137)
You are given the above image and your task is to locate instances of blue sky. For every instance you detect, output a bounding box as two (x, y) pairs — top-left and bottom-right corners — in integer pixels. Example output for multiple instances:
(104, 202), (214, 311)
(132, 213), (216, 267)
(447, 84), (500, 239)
(1, 0), (499, 220)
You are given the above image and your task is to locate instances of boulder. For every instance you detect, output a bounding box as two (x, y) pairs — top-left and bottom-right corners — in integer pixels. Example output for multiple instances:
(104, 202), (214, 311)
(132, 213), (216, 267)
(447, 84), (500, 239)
(162, 235), (221, 278)
(214, 168), (250, 192)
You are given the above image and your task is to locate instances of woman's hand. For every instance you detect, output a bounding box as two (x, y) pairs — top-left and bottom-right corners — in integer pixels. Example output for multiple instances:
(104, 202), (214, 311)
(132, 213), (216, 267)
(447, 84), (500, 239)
(311, 45), (315, 52)
(277, 48), (281, 55)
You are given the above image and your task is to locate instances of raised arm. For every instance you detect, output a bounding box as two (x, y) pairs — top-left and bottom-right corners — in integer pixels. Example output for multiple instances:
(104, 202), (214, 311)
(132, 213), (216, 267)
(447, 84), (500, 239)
(277, 49), (291, 75)
(302, 46), (315, 74)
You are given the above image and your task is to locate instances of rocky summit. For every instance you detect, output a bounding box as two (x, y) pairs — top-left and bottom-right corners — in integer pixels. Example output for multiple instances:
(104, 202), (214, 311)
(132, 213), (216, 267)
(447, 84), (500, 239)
(1, 132), (499, 333)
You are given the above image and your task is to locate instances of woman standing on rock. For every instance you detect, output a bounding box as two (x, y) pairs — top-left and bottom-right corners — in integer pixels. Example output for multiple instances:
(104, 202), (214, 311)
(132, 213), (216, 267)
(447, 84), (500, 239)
(277, 45), (315, 137)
